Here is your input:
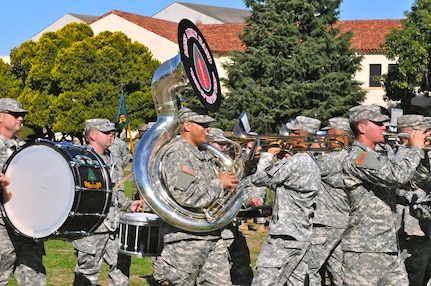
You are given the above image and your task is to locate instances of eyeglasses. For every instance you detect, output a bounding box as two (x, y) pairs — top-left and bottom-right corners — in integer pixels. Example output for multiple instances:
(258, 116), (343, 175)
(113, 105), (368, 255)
(191, 121), (211, 129)
(3, 111), (26, 118)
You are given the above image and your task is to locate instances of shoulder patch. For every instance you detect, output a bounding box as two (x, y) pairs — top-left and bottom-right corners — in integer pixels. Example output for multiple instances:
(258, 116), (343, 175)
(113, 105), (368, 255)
(354, 151), (382, 170)
(181, 164), (194, 176)
(355, 152), (367, 165)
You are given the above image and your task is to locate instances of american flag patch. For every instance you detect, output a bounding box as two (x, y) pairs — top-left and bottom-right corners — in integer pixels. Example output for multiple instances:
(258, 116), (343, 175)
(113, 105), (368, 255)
(181, 164), (194, 176)
(355, 152), (367, 165)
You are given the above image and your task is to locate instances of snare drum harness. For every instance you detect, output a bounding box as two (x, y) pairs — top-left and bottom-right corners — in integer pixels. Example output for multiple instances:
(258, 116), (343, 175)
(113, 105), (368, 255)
(103, 150), (120, 233)
(0, 136), (24, 219)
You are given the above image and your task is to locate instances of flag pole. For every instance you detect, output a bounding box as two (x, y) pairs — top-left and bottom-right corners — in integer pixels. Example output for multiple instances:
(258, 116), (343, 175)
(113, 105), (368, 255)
(128, 122), (134, 156)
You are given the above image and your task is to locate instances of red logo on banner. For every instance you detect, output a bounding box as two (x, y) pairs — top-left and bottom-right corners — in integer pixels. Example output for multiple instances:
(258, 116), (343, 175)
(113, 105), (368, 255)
(194, 44), (211, 91)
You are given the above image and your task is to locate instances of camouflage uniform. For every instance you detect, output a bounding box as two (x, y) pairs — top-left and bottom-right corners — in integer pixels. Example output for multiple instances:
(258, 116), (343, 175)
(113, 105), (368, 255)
(341, 105), (424, 286)
(302, 149), (350, 286)
(159, 137), (233, 286)
(394, 115), (431, 286)
(110, 136), (134, 281)
(0, 98), (46, 286)
(250, 150), (320, 286)
(73, 119), (133, 286)
(207, 128), (257, 286)
(301, 117), (351, 286)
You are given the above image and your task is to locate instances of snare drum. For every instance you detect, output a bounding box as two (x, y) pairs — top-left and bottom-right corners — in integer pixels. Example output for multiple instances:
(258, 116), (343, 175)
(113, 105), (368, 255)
(119, 213), (163, 257)
(1, 139), (112, 240)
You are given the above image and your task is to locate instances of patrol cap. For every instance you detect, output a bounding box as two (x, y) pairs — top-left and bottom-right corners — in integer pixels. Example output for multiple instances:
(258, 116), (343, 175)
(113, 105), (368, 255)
(85, 118), (116, 133)
(349, 105), (390, 123)
(286, 116), (321, 134)
(178, 105), (215, 124)
(207, 128), (228, 143)
(322, 117), (350, 131)
(138, 123), (148, 132)
(424, 117), (431, 129)
(0, 98), (28, 114)
(396, 114), (427, 130)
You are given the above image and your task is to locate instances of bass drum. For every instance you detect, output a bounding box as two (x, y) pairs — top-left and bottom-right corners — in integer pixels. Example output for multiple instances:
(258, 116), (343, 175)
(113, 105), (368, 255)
(1, 139), (112, 240)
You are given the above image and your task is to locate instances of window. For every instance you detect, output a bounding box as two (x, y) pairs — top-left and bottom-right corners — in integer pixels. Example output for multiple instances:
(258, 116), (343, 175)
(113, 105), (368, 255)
(369, 64), (382, 87)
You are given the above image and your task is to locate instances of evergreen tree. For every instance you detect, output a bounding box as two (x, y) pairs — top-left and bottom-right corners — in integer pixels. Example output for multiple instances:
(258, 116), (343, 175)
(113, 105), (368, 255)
(382, 0), (431, 113)
(217, 0), (364, 134)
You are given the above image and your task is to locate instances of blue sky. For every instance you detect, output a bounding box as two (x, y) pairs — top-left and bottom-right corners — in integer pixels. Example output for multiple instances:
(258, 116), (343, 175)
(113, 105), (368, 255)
(0, 0), (414, 56)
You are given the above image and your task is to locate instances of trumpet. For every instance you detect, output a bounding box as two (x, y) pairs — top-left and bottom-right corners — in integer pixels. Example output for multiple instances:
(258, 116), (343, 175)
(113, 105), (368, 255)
(383, 131), (431, 150)
(383, 131), (431, 140)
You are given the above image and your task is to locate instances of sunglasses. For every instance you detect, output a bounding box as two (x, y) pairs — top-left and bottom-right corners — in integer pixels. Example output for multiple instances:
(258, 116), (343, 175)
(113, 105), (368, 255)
(100, 130), (115, 135)
(3, 111), (26, 118)
(192, 121), (211, 128)
(370, 121), (386, 127)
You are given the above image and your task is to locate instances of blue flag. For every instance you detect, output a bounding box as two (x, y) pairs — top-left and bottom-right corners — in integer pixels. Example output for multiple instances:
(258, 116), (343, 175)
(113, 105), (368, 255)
(115, 92), (129, 129)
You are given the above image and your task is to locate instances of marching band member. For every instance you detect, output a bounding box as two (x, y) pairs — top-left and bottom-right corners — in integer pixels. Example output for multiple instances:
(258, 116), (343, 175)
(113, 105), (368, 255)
(302, 117), (351, 286)
(0, 98), (47, 285)
(394, 114), (431, 285)
(72, 118), (142, 286)
(340, 105), (429, 285)
(157, 105), (240, 285)
(250, 116), (321, 286)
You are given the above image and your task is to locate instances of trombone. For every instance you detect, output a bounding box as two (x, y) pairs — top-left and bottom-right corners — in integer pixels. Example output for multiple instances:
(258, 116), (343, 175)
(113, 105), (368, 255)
(231, 123), (347, 154)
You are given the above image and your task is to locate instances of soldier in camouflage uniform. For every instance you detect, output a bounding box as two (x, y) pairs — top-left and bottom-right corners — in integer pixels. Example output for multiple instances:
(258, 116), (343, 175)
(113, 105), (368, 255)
(0, 98), (47, 285)
(109, 135), (133, 280)
(207, 127), (264, 286)
(302, 117), (351, 286)
(72, 118), (143, 286)
(158, 105), (240, 285)
(250, 116), (321, 286)
(341, 105), (430, 285)
(393, 114), (431, 286)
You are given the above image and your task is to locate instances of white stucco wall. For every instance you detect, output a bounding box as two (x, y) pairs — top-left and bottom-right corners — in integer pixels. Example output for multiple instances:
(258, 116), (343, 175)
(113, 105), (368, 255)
(90, 14), (179, 63)
(354, 53), (397, 107)
(153, 3), (223, 24)
(32, 14), (88, 42)
(0, 56), (10, 64)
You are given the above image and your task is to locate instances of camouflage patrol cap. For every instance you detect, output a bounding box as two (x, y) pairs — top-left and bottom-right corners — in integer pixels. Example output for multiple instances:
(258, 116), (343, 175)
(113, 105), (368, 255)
(322, 117), (350, 131)
(178, 105), (215, 124)
(424, 117), (431, 129)
(85, 118), (116, 133)
(0, 98), (28, 114)
(396, 114), (427, 130)
(286, 116), (321, 134)
(207, 128), (228, 143)
(349, 105), (390, 123)
(138, 123), (148, 132)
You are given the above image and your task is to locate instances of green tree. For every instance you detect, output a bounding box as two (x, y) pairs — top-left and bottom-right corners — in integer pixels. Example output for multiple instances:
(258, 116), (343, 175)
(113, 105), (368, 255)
(9, 23), (160, 141)
(382, 0), (431, 113)
(217, 0), (364, 134)
(0, 59), (21, 99)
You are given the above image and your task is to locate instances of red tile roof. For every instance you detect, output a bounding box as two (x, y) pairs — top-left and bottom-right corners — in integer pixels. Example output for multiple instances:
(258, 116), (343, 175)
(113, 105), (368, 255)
(334, 19), (402, 51)
(94, 10), (402, 53)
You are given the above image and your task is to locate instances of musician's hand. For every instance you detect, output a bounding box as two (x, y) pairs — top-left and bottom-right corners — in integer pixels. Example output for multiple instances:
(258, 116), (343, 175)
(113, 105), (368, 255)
(249, 197), (263, 207)
(268, 140), (282, 156)
(0, 173), (10, 187)
(130, 200), (144, 213)
(245, 141), (262, 160)
(219, 172), (239, 189)
(409, 129), (431, 148)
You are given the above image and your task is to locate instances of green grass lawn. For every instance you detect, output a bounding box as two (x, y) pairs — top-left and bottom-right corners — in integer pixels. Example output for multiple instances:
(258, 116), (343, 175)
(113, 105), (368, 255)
(6, 166), (268, 285)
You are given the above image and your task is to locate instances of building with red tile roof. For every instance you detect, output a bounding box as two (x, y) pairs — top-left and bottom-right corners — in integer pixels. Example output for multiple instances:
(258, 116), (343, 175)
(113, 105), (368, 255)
(6, 3), (406, 107)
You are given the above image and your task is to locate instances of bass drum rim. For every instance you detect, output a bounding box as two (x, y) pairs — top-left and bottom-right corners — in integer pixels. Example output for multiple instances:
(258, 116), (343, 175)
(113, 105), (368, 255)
(1, 140), (112, 240)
